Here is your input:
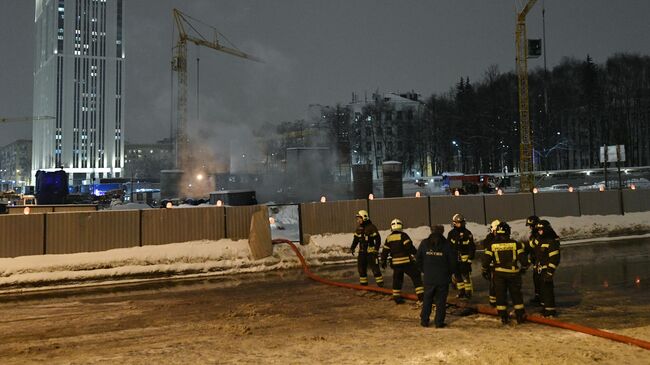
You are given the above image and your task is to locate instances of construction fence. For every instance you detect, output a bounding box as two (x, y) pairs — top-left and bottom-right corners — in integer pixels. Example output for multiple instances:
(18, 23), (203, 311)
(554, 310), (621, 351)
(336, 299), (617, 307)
(1, 189), (649, 258)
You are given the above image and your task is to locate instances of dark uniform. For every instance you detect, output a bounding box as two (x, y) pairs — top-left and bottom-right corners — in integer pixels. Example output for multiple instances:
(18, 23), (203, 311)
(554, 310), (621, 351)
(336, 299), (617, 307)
(524, 216), (541, 304)
(447, 225), (476, 298)
(482, 222), (528, 324)
(534, 220), (561, 317)
(482, 231), (497, 307)
(381, 230), (424, 304)
(417, 227), (457, 328)
(350, 219), (384, 286)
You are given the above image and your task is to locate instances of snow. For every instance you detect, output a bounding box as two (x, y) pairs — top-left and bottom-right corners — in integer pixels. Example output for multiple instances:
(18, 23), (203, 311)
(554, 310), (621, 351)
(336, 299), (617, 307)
(1, 211), (650, 291)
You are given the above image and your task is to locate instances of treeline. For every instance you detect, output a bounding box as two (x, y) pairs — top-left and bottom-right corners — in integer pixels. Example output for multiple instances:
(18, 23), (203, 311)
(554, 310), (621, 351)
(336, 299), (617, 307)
(427, 53), (650, 174)
(259, 53), (650, 176)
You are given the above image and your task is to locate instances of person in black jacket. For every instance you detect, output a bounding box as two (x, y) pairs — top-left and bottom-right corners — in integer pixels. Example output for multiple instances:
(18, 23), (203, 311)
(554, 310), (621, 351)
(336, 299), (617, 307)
(417, 225), (458, 328)
(350, 210), (384, 287)
(524, 215), (542, 305)
(380, 218), (424, 304)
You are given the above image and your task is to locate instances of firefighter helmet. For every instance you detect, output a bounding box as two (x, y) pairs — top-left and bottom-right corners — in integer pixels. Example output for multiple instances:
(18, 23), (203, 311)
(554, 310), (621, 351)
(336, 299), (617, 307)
(390, 218), (403, 231)
(490, 219), (501, 232)
(356, 210), (369, 221)
(452, 213), (465, 223)
(495, 221), (511, 236)
(535, 220), (551, 231)
(526, 215), (540, 227)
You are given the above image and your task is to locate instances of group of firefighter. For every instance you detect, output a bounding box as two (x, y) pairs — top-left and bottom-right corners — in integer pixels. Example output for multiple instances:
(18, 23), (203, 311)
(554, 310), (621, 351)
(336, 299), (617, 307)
(350, 210), (561, 327)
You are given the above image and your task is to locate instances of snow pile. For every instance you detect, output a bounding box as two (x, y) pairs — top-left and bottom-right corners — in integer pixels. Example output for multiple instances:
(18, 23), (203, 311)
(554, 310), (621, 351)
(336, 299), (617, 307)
(1, 212), (649, 289)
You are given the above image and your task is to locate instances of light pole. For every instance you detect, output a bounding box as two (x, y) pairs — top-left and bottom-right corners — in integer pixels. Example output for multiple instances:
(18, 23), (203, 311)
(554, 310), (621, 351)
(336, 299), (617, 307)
(452, 141), (461, 172)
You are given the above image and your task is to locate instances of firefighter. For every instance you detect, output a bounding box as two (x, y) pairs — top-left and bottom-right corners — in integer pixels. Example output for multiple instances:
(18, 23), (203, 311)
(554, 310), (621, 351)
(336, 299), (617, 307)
(447, 213), (476, 299)
(350, 210), (384, 287)
(534, 220), (561, 317)
(481, 221), (528, 324)
(481, 219), (501, 307)
(380, 218), (424, 304)
(524, 215), (542, 305)
(417, 225), (457, 328)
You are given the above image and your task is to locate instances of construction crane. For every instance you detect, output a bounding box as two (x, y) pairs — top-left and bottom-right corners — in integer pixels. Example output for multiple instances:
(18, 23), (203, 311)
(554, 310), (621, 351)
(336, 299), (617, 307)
(0, 116), (55, 124)
(171, 8), (261, 170)
(515, 0), (537, 192)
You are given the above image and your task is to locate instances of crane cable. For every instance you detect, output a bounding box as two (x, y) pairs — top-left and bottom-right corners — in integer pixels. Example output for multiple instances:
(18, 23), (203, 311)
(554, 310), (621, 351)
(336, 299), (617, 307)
(272, 238), (650, 351)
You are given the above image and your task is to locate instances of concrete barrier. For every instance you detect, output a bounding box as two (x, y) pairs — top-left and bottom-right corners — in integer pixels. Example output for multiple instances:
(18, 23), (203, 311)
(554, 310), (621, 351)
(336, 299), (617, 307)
(484, 193), (534, 223)
(0, 214), (44, 258)
(7, 205), (98, 214)
(45, 210), (140, 254)
(578, 190), (622, 216)
(300, 199), (367, 243)
(369, 197), (429, 230)
(430, 195), (485, 225)
(141, 206), (226, 245)
(533, 192), (581, 217)
(622, 189), (650, 213)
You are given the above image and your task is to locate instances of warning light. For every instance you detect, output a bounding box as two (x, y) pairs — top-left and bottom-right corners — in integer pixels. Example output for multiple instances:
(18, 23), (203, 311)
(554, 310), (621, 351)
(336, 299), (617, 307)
(368, 193), (374, 200)
(599, 184), (605, 192)
(635, 276), (641, 287)
(320, 196), (326, 203)
(497, 189), (504, 196)
(630, 184), (637, 190)
(216, 200), (223, 207)
(24, 207), (31, 215)
(532, 187), (538, 194)
(415, 191), (421, 198)
(454, 190), (460, 197)
(165, 202), (173, 209)
(568, 186), (574, 193)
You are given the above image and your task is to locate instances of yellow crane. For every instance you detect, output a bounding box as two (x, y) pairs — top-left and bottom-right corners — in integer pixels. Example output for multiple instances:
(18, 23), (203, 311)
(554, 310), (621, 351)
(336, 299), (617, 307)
(515, 0), (537, 192)
(171, 8), (261, 170)
(0, 116), (55, 124)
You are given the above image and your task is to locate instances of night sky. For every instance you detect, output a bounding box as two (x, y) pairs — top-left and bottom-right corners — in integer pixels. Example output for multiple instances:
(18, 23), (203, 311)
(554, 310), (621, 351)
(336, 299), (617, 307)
(1, 0), (649, 148)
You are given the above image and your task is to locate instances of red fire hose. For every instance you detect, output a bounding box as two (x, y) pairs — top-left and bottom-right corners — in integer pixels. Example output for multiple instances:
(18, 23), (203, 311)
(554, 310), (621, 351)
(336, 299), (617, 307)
(272, 238), (650, 351)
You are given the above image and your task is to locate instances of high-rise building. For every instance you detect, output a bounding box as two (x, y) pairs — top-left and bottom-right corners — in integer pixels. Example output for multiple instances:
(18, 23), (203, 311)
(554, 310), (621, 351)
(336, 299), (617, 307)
(32, 0), (124, 185)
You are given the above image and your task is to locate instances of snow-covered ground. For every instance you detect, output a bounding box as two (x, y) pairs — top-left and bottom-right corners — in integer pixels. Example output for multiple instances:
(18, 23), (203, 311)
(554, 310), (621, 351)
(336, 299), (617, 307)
(1, 212), (650, 291)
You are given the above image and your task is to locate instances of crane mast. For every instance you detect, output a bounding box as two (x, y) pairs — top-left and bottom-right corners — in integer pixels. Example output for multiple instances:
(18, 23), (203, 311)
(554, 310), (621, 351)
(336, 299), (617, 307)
(171, 9), (261, 171)
(516, 0), (537, 192)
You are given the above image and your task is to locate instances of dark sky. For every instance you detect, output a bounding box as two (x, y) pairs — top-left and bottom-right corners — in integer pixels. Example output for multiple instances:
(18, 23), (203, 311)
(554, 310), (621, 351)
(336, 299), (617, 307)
(1, 0), (650, 147)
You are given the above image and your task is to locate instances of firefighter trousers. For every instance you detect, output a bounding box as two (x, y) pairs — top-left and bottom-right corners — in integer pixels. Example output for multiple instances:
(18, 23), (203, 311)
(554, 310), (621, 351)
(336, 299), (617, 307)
(455, 261), (473, 296)
(532, 269), (541, 301)
(357, 252), (383, 286)
(494, 272), (525, 321)
(488, 269), (496, 306)
(540, 270), (556, 316)
(392, 263), (424, 301)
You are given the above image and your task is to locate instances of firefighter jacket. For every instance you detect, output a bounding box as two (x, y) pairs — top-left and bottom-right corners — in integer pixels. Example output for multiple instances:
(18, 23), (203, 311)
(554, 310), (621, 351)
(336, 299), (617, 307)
(381, 231), (417, 267)
(481, 235), (528, 274)
(482, 232), (496, 268)
(350, 220), (381, 254)
(416, 233), (458, 286)
(524, 231), (541, 266)
(447, 226), (476, 264)
(533, 233), (561, 274)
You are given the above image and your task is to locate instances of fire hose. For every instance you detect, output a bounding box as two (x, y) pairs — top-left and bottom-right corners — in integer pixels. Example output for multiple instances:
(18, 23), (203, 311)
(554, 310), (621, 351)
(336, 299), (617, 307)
(272, 238), (650, 351)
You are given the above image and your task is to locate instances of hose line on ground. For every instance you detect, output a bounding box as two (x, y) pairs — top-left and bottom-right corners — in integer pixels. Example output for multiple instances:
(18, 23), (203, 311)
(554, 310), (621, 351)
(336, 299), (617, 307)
(272, 238), (650, 351)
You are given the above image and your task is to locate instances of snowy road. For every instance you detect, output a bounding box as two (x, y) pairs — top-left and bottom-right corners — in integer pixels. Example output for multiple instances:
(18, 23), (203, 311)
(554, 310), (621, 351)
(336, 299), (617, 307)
(0, 239), (649, 364)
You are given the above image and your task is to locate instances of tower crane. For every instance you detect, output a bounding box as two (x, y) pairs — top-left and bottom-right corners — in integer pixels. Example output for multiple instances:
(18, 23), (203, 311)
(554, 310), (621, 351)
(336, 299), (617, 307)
(171, 8), (261, 170)
(515, 0), (537, 192)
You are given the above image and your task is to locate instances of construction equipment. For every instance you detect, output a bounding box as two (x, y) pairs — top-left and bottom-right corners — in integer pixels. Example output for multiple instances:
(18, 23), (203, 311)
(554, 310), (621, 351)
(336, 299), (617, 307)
(515, 0), (537, 192)
(171, 8), (261, 170)
(0, 116), (55, 124)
